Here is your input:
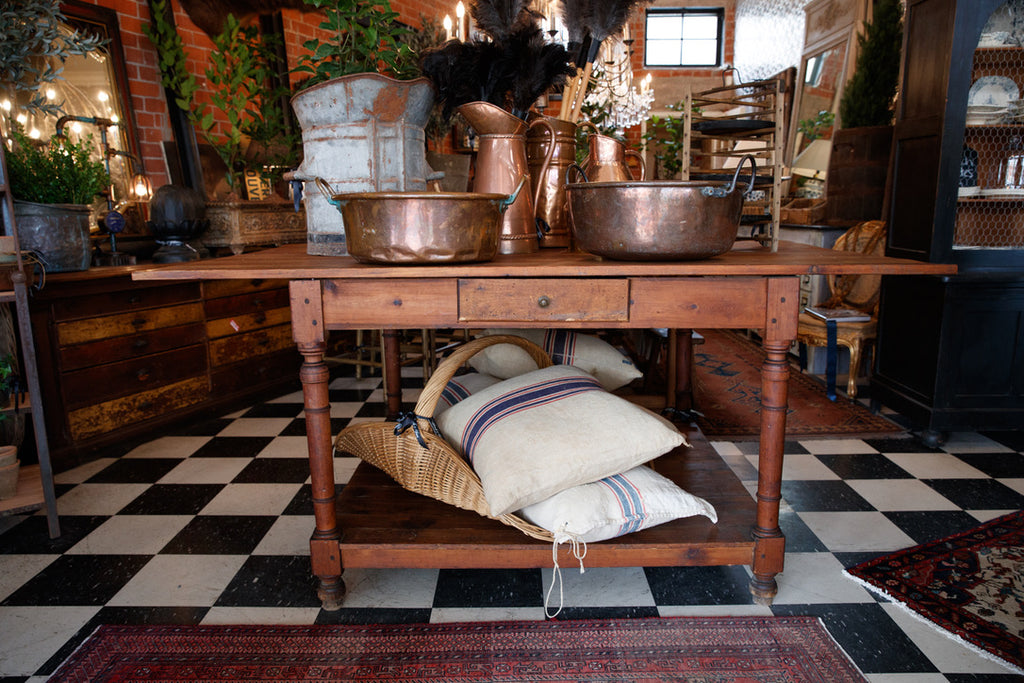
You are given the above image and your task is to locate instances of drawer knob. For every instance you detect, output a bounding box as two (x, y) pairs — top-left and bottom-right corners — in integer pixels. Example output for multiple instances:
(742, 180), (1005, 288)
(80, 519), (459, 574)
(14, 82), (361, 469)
(537, 296), (551, 308)
(132, 338), (149, 350)
(136, 368), (151, 382)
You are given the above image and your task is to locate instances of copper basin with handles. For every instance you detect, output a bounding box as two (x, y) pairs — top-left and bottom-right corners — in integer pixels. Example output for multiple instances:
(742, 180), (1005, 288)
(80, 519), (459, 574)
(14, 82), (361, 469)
(566, 155), (757, 261)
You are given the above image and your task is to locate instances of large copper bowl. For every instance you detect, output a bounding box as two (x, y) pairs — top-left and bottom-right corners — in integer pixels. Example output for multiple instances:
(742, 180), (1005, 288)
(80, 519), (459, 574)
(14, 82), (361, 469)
(566, 156), (756, 261)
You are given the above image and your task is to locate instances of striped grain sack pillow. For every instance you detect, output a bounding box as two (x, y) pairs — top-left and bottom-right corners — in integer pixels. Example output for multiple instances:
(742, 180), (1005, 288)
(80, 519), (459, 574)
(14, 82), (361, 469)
(434, 372), (501, 417)
(467, 328), (642, 390)
(435, 364), (688, 517)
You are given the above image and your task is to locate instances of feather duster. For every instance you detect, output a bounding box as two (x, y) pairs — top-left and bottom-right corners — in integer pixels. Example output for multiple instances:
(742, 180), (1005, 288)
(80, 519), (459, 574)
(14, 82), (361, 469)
(470, 0), (542, 43)
(558, 0), (593, 65)
(584, 0), (646, 62)
(504, 25), (575, 118)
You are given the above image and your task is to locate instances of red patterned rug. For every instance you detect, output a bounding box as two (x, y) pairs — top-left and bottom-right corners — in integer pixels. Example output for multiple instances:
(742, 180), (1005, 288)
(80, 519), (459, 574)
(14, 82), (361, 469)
(693, 329), (901, 438)
(52, 617), (865, 682)
(846, 510), (1024, 674)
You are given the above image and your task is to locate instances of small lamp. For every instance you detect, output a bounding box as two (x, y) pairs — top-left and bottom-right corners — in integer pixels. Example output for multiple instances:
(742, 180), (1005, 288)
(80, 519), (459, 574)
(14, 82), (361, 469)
(791, 138), (832, 198)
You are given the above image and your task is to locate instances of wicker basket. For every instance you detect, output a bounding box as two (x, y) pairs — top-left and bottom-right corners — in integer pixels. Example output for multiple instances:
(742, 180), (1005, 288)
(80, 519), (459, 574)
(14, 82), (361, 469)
(334, 334), (556, 541)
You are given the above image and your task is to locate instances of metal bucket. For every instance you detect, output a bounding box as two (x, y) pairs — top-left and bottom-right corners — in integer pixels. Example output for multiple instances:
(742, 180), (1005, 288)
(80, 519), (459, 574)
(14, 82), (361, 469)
(567, 156), (756, 261)
(12, 200), (92, 272)
(290, 74), (435, 256)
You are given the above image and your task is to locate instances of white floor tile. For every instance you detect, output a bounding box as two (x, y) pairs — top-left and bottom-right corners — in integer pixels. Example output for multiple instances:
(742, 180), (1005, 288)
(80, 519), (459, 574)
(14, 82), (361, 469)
(216, 418), (295, 437)
(940, 432), (1014, 454)
(256, 436), (311, 458)
(107, 554), (247, 607)
(882, 452), (989, 479)
(52, 458), (117, 485)
(429, 607), (547, 623)
(54, 483), (149, 516)
(796, 438), (879, 455)
(199, 483), (303, 516)
(846, 480), (960, 512)
(338, 568), (439, 609)
(201, 606), (321, 624)
(0, 606), (100, 677)
(538, 566), (655, 608)
(334, 457), (360, 484)
(267, 389), (304, 403)
(252, 515), (314, 556)
(330, 402), (365, 418)
(329, 377), (382, 391)
(1000, 478), (1024, 496)
(123, 436), (212, 459)
(656, 604), (774, 617)
(864, 674), (949, 682)
(158, 457), (250, 484)
(0, 555), (57, 602)
(709, 441), (743, 457)
(65, 515), (192, 555)
(797, 511), (916, 552)
(745, 452), (842, 480)
(772, 553), (876, 604)
(968, 509), (1018, 523)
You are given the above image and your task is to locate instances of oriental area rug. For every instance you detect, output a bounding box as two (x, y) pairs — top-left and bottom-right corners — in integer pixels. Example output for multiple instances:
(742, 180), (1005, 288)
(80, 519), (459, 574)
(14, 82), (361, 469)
(846, 510), (1024, 674)
(51, 616), (866, 682)
(692, 329), (901, 438)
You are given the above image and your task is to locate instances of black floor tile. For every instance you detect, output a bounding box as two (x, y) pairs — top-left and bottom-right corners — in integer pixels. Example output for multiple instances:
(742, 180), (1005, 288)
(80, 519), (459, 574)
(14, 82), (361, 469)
(432, 568), (544, 608)
(215, 555), (323, 608)
(864, 436), (943, 453)
(328, 388), (380, 403)
(780, 480), (876, 512)
(948, 452), (1024, 478)
(644, 565), (754, 606)
(281, 484), (316, 516)
(978, 430), (1024, 452)
(833, 551), (892, 572)
(1, 554), (151, 606)
(188, 436), (275, 458)
(556, 606), (660, 620)
(161, 515), (277, 555)
(735, 440), (810, 456)
(814, 453), (914, 479)
(0, 515), (108, 554)
(241, 403), (304, 419)
(165, 418), (234, 436)
(118, 484), (224, 515)
(85, 458), (182, 484)
(770, 602), (938, 674)
(945, 674), (1024, 682)
(232, 458), (312, 484)
(315, 608), (433, 625)
(923, 478), (1024, 511)
(354, 403), (391, 419)
(778, 510), (829, 552)
(882, 510), (988, 545)
(279, 417), (350, 437)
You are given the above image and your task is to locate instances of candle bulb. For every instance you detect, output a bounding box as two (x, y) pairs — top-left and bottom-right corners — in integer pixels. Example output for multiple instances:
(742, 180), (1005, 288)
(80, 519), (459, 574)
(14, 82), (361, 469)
(443, 14), (452, 41)
(456, 1), (466, 41)
(623, 22), (630, 42)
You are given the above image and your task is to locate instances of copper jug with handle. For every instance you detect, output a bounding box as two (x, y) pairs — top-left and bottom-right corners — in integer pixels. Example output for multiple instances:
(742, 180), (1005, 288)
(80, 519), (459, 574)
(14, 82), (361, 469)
(527, 115), (577, 248)
(582, 127), (646, 182)
(457, 102), (554, 254)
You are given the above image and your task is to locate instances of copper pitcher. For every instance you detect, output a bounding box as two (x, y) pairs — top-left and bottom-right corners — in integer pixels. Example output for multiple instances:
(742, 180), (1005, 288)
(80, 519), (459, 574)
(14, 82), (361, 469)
(582, 129), (646, 183)
(457, 102), (553, 254)
(527, 115), (577, 248)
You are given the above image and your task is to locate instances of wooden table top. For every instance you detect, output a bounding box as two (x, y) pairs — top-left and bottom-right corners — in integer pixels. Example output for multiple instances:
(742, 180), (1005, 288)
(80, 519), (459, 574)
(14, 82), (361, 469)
(132, 241), (957, 281)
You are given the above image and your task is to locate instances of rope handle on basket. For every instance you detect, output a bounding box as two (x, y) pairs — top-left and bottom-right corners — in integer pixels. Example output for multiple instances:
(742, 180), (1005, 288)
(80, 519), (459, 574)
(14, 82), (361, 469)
(412, 334), (554, 419)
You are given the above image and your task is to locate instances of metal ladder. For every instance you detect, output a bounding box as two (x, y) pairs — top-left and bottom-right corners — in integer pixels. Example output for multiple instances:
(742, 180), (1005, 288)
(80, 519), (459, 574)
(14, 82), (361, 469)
(0, 141), (60, 538)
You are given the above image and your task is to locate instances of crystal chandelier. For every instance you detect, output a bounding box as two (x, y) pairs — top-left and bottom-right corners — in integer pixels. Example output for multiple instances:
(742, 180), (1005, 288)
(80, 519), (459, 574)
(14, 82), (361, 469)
(582, 34), (654, 132)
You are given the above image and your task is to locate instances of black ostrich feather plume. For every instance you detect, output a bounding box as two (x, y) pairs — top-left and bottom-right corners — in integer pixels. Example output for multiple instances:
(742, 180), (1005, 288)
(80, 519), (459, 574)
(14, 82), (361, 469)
(585, 0), (647, 60)
(504, 25), (575, 117)
(470, 0), (542, 43)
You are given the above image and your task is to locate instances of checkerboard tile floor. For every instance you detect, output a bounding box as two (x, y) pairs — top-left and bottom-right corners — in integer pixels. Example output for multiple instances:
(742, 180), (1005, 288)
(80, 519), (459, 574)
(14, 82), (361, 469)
(2, 365), (1023, 682)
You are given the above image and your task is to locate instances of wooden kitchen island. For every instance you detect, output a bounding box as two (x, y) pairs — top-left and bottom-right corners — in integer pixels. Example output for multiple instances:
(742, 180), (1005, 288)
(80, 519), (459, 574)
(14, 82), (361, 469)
(134, 241), (953, 610)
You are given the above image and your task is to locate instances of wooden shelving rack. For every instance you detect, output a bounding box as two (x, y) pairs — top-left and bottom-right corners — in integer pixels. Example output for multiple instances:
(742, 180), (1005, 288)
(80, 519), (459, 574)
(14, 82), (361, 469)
(0, 142), (60, 537)
(682, 78), (785, 252)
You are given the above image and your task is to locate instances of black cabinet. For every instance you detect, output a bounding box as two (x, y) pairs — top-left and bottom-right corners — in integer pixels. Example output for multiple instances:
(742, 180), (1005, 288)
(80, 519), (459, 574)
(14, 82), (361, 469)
(872, 0), (1024, 444)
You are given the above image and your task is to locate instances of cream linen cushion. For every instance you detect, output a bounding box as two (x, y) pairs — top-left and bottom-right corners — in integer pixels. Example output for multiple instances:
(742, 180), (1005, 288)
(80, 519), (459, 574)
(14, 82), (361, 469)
(518, 465), (717, 543)
(467, 328), (642, 391)
(434, 372), (501, 416)
(435, 364), (687, 516)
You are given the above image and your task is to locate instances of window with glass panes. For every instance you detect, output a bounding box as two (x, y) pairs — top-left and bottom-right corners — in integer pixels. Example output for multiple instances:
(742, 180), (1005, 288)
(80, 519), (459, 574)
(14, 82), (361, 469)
(644, 8), (724, 67)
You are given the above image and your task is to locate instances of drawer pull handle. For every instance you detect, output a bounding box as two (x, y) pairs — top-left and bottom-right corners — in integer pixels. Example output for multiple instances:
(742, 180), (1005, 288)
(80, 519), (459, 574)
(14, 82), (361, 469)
(256, 334), (270, 346)
(253, 312), (267, 324)
(136, 368), (151, 382)
(131, 317), (147, 328)
(139, 400), (153, 411)
(537, 296), (551, 308)
(128, 295), (141, 304)
(132, 338), (149, 350)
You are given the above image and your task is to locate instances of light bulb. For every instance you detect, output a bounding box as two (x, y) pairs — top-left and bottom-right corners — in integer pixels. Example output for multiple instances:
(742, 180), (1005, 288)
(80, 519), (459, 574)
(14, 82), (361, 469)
(46, 88), (56, 100)
(28, 128), (40, 139)
(0, 100), (9, 111)
(71, 121), (82, 133)
(97, 91), (109, 102)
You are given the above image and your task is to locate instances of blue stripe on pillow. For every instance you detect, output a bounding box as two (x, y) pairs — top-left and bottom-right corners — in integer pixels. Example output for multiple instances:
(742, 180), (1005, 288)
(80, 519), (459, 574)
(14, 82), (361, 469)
(460, 374), (603, 461)
(440, 379), (472, 408)
(544, 330), (577, 366)
(599, 472), (647, 536)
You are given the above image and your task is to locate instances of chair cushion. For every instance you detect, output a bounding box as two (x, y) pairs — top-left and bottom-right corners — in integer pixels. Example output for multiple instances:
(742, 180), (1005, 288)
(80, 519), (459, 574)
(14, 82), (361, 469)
(436, 364), (687, 516)
(468, 328), (642, 390)
(518, 465), (717, 543)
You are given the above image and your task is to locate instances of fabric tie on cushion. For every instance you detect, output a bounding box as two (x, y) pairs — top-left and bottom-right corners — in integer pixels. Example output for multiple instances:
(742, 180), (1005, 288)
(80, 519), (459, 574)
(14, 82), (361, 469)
(544, 531), (587, 619)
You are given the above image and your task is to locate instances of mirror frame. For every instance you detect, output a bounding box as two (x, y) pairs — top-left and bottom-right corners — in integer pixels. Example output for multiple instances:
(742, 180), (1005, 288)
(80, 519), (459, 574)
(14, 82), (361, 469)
(787, 0), (870, 168)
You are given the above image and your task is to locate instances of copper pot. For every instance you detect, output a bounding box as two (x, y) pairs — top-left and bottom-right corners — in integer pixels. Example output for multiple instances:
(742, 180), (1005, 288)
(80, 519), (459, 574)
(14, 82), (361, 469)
(567, 156), (756, 261)
(581, 129), (646, 183)
(527, 115), (576, 248)
(318, 177), (526, 264)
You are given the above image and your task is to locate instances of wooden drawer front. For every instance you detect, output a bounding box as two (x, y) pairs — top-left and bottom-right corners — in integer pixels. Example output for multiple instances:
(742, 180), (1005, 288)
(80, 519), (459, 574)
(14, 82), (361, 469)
(211, 347), (301, 396)
(627, 278), (769, 328)
(62, 345), (207, 409)
(209, 322), (294, 367)
(58, 322), (207, 372)
(204, 278), (288, 298)
(68, 376), (209, 441)
(458, 278), (629, 323)
(204, 286), (290, 320)
(322, 278), (459, 328)
(52, 282), (201, 321)
(57, 302), (205, 346)
(207, 307), (291, 339)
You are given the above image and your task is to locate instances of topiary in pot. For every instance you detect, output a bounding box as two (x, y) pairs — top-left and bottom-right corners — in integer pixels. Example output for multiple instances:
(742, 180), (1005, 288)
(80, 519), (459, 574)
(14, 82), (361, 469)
(838, 0), (904, 129)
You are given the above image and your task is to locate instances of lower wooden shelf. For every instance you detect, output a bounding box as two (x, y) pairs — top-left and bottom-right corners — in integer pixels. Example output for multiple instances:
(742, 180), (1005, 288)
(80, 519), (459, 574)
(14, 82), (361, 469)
(0, 463), (44, 516)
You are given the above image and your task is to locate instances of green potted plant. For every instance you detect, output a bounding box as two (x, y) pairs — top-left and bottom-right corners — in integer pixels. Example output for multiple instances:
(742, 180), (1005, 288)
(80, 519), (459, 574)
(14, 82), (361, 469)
(0, 352), (18, 500)
(642, 101), (695, 180)
(6, 127), (109, 272)
(287, 0), (435, 256)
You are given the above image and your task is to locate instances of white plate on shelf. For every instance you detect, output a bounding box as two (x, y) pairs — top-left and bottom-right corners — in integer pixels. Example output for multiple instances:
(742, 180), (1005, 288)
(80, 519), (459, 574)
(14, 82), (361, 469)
(981, 188), (1024, 199)
(958, 186), (982, 198)
(968, 76), (1020, 108)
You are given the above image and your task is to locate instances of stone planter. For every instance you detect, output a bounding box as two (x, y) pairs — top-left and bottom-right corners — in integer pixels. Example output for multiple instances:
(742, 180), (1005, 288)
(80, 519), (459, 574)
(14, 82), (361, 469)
(290, 73), (434, 256)
(202, 199), (307, 255)
(12, 201), (92, 272)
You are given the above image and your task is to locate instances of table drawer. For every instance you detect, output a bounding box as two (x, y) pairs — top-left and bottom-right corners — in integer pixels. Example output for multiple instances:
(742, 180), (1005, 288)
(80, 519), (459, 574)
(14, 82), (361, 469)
(58, 322), (208, 372)
(458, 278), (629, 323)
(52, 282), (201, 321)
(68, 376), (209, 441)
(204, 286), (290, 320)
(57, 302), (205, 346)
(203, 278), (288, 298)
(62, 344), (208, 409)
(209, 322), (294, 367)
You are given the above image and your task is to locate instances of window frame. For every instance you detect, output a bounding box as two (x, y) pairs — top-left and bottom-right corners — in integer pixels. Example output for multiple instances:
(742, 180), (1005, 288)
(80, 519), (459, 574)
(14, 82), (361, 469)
(643, 7), (725, 69)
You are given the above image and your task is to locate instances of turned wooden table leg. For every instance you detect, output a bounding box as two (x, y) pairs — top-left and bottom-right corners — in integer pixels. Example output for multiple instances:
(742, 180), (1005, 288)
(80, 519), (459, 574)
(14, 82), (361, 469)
(750, 278), (797, 605)
(382, 329), (403, 420)
(291, 281), (344, 610)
